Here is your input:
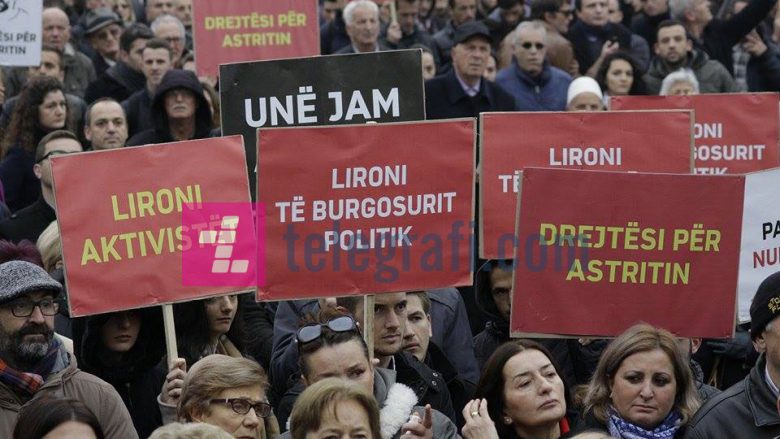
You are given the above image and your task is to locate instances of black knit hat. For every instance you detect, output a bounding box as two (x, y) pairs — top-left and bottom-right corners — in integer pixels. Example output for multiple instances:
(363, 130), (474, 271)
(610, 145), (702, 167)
(750, 271), (780, 340)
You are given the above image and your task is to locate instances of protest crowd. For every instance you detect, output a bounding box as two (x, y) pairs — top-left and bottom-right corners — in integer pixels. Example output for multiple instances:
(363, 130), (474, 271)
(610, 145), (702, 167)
(0, 0), (780, 438)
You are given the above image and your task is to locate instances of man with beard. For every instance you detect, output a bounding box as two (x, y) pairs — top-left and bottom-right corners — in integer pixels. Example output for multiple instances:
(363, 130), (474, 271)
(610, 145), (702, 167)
(643, 20), (736, 94)
(0, 260), (137, 438)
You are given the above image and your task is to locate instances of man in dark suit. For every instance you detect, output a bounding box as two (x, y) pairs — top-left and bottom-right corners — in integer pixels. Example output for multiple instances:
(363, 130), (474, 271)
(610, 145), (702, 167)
(425, 21), (517, 119)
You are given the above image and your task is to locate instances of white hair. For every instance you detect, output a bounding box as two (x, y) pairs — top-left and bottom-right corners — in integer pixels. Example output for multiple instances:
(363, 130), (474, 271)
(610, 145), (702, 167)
(343, 0), (379, 26)
(659, 68), (700, 95)
(669, 0), (694, 21)
(151, 13), (185, 38)
(514, 20), (547, 45)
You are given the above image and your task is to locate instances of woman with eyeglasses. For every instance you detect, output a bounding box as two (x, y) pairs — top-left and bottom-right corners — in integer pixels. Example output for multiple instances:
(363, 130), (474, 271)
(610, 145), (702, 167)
(178, 354), (280, 439)
(77, 308), (166, 438)
(0, 76), (73, 212)
(279, 314), (459, 439)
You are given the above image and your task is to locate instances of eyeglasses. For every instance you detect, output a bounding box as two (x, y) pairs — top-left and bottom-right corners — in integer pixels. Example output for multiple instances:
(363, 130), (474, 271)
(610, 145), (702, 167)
(209, 398), (272, 417)
(3, 298), (59, 318)
(36, 149), (77, 163)
(296, 315), (360, 345)
(520, 42), (545, 50)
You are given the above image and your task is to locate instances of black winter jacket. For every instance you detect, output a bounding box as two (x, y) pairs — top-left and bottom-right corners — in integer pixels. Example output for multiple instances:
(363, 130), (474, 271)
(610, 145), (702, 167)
(77, 308), (166, 439)
(696, 0), (777, 75)
(684, 354), (780, 438)
(126, 70), (213, 146)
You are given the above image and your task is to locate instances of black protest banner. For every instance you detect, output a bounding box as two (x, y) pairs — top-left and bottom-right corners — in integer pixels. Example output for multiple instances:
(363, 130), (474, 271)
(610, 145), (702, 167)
(219, 49), (425, 198)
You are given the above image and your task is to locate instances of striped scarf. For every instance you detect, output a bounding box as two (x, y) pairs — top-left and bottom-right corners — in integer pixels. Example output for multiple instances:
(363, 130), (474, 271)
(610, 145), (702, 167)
(0, 337), (61, 396)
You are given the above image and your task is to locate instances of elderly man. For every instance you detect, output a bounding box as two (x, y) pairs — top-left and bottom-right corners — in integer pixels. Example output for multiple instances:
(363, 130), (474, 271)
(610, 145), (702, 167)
(3, 7), (96, 99)
(425, 21), (516, 119)
(683, 271), (780, 438)
(0, 131), (83, 243)
(644, 20), (736, 94)
(85, 98), (128, 150)
(84, 8), (124, 77)
(0, 260), (138, 438)
(669, 0), (776, 75)
(497, 21), (571, 111)
(151, 14), (188, 66)
(336, 0), (388, 53)
(126, 70), (212, 145)
(84, 23), (153, 104)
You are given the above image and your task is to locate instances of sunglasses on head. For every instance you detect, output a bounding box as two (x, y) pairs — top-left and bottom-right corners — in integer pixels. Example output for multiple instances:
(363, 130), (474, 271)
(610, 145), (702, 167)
(296, 315), (360, 345)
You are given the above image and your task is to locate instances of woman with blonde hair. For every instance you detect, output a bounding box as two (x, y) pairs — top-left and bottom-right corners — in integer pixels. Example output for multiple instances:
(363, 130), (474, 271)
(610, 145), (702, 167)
(36, 220), (62, 273)
(288, 378), (382, 439)
(581, 323), (701, 438)
(175, 354), (280, 439)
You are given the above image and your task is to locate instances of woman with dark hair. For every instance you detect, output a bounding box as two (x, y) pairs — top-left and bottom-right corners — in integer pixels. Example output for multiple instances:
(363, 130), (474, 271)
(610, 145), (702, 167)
(580, 323), (701, 438)
(173, 295), (245, 366)
(595, 52), (646, 107)
(0, 76), (72, 211)
(159, 295), (246, 414)
(462, 340), (575, 439)
(78, 308), (166, 438)
(13, 397), (105, 439)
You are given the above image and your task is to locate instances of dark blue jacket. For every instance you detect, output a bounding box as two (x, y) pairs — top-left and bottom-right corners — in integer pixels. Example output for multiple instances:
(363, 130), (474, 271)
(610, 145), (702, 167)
(496, 60), (572, 111)
(424, 69), (516, 120)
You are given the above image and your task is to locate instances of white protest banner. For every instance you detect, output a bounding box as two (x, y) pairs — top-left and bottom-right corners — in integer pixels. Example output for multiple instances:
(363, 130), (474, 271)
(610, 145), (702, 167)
(0, 0), (42, 66)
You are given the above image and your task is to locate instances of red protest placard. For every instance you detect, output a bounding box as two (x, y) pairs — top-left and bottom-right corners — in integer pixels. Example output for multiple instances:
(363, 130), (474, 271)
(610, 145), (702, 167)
(610, 93), (780, 174)
(192, 0), (319, 78)
(52, 136), (253, 317)
(480, 111), (693, 259)
(511, 168), (744, 338)
(257, 120), (475, 300)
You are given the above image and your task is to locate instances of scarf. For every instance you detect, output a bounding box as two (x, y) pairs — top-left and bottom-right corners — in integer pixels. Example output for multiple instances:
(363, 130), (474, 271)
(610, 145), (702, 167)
(0, 337), (61, 396)
(607, 407), (681, 439)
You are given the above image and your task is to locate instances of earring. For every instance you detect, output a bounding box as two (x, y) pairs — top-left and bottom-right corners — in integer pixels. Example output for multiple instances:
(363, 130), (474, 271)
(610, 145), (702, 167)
(504, 416), (512, 425)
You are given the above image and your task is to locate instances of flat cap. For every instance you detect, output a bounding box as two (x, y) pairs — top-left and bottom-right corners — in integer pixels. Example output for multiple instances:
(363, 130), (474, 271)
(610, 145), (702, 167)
(0, 261), (61, 303)
(453, 21), (492, 46)
(85, 8), (122, 36)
